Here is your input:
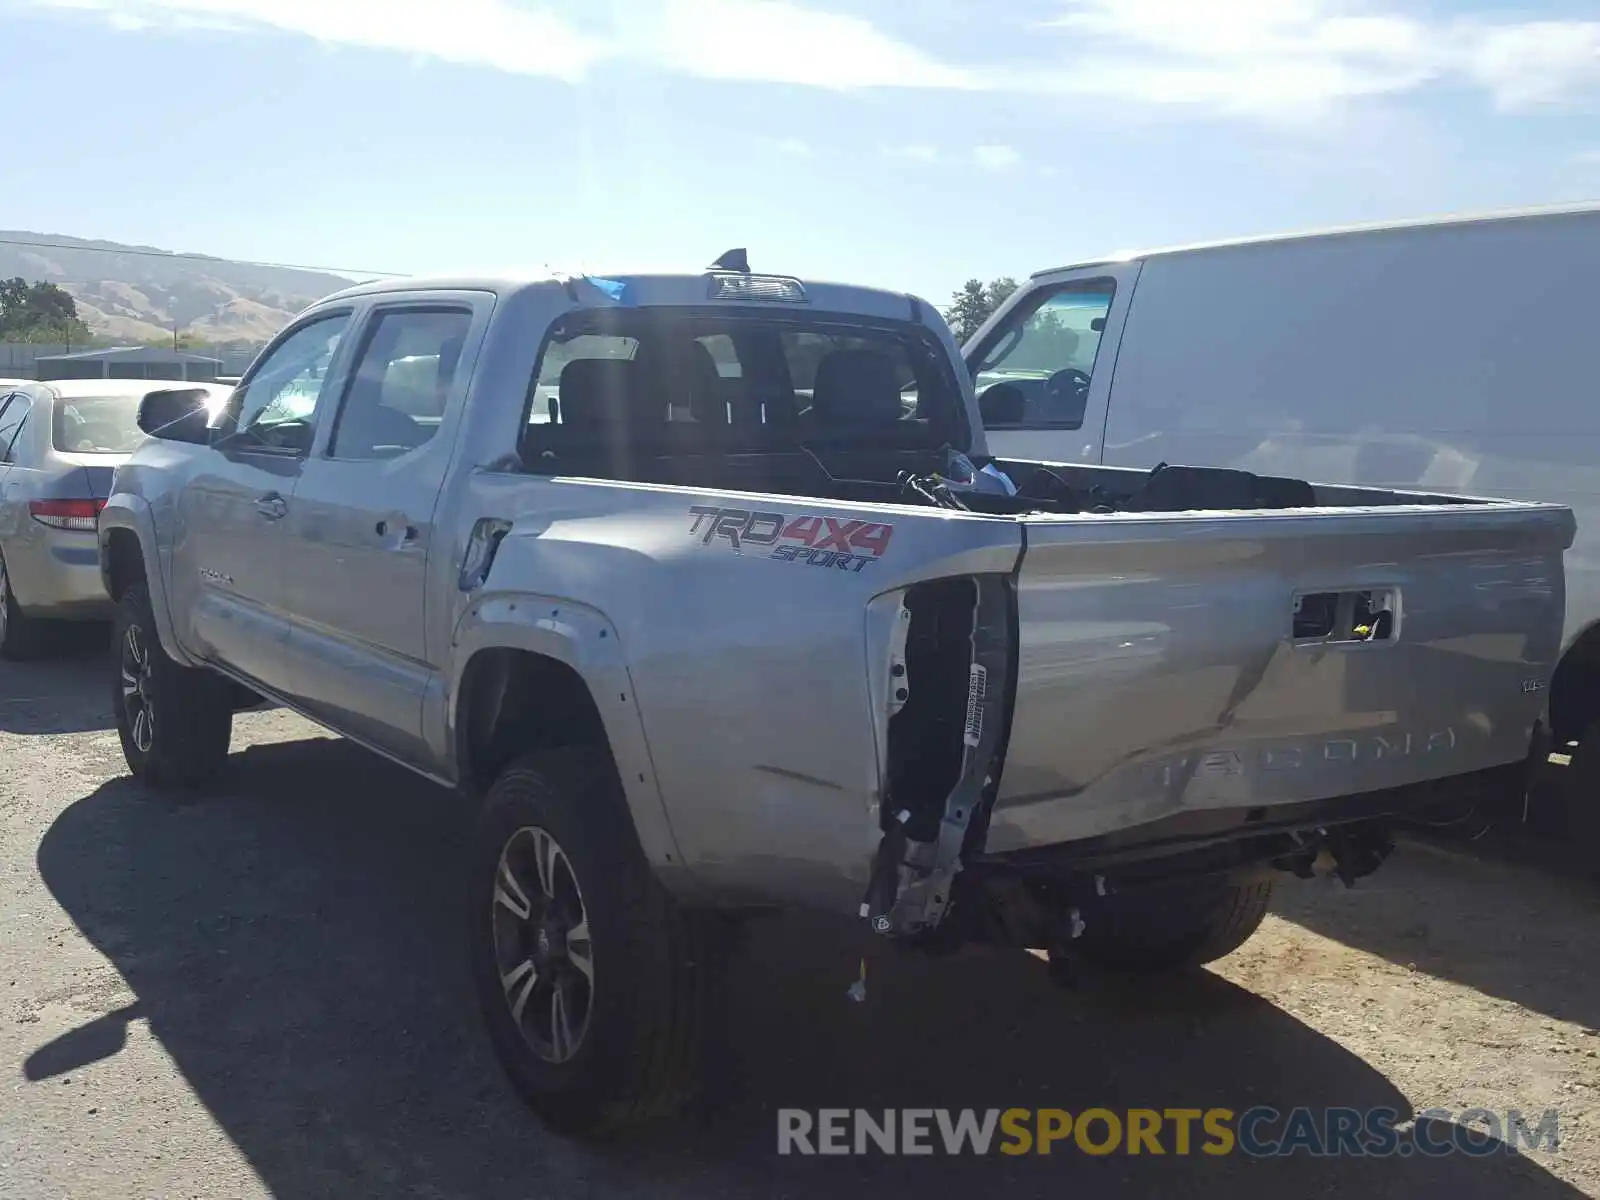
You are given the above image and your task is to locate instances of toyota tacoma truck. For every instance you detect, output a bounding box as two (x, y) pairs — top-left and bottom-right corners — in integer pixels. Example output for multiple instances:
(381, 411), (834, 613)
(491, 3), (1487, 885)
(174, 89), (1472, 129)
(99, 260), (1574, 1134)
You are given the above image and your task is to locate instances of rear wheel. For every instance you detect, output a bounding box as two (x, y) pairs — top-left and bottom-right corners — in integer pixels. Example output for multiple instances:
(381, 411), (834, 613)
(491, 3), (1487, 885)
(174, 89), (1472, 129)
(469, 750), (720, 1134)
(0, 550), (53, 660)
(112, 582), (233, 788)
(1563, 718), (1600, 873)
(1071, 873), (1274, 975)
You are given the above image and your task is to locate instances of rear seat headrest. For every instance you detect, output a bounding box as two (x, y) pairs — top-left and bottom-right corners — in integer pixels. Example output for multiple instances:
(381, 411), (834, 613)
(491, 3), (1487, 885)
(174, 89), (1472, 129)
(811, 349), (903, 426)
(685, 341), (728, 426)
(632, 339), (727, 426)
(556, 357), (665, 429)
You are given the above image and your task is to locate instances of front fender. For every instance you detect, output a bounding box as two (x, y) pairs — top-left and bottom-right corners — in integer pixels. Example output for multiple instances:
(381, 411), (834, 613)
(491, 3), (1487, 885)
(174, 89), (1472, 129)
(447, 591), (698, 897)
(97, 493), (202, 668)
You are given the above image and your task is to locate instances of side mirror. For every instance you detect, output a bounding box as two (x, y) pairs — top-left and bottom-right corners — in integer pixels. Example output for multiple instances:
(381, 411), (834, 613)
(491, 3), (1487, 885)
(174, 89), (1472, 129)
(137, 388), (216, 445)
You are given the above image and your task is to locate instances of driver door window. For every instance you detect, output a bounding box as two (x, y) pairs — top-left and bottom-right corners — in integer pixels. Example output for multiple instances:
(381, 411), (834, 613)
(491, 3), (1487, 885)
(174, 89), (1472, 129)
(230, 314), (352, 453)
(971, 282), (1115, 430)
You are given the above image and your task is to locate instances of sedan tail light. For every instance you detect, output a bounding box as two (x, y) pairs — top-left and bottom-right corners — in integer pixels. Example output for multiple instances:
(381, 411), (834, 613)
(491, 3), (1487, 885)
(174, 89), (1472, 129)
(28, 498), (105, 531)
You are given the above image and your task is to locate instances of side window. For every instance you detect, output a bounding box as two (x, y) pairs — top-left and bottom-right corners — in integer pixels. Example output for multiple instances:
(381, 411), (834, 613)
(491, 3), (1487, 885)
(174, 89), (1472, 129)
(970, 281), (1116, 430)
(527, 333), (638, 428)
(330, 308), (471, 460)
(0, 394), (33, 463)
(229, 314), (352, 453)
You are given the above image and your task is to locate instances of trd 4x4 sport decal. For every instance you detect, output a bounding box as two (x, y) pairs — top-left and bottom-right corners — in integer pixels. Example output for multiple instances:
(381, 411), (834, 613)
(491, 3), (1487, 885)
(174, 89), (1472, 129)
(687, 505), (894, 573)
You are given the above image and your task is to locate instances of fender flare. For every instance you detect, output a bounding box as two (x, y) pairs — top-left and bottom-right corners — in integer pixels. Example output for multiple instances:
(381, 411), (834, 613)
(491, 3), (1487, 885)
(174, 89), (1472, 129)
(96, 493), (203, 668)
(447, 592), (696, 893)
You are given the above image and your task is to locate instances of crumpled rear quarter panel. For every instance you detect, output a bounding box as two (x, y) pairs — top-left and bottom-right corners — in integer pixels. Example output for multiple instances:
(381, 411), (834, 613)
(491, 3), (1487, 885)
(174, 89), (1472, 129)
(475, 476), (1022, 913)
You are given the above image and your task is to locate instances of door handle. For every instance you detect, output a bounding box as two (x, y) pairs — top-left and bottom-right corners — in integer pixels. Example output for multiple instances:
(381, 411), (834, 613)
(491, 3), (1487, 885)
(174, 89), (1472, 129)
(253, 493), (287, 520)
(375, 518), (418, 543)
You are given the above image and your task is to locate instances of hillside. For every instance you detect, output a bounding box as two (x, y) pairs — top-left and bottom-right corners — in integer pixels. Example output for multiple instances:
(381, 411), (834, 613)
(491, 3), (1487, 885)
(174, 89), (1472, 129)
(0, 232), (356, 344)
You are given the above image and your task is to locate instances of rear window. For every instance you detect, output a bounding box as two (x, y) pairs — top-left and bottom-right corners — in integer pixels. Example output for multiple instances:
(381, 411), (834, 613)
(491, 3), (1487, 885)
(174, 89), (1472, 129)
(523, 309), (963, 453)
(52, 395), (145, 453)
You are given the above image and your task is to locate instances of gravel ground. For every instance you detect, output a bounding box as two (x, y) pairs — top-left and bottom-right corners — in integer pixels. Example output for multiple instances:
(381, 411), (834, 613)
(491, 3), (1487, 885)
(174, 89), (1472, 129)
(2, 641), (1599, 1198)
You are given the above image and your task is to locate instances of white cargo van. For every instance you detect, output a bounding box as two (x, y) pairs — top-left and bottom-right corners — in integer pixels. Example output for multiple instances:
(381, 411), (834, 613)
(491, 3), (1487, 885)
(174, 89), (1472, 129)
(970, 201), (1600, 821)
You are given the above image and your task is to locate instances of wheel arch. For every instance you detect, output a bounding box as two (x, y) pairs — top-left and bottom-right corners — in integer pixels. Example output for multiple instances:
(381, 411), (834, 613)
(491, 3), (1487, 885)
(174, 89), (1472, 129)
(1548, 619), (1600, 746)
(448, 595), (696, 896)
(97, 496), (200, 667)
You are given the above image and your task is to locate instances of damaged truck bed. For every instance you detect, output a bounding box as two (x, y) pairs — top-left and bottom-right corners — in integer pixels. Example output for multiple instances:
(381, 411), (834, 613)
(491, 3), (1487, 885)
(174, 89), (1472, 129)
(104, 264), (1574, 1133)
(659, 463), (1571, 946)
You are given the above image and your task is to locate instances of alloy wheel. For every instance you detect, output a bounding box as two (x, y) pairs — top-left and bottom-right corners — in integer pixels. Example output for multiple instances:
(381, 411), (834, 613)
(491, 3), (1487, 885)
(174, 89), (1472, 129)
(120, 621), (155, 753)
(490, 826), (595, 1064)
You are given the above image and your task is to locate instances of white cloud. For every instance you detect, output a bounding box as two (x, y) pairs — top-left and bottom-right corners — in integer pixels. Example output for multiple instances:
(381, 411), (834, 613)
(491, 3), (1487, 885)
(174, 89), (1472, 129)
(1464, 21), (1600, 110)
(25, 0), (1600, 121)
(28, 0), (974, 89)
(973, 144), (1019, 170)
(766, 136), (812, 156)
(38, 0), (608, 79)
(630, 0), (975, 90)
(1037, 0), (1600, 119)
(883, 144), (942, 164)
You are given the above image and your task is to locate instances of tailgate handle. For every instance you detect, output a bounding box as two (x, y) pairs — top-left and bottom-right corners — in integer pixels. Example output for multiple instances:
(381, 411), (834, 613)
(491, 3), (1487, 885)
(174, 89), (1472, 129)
(1293, 589), (1397, 644)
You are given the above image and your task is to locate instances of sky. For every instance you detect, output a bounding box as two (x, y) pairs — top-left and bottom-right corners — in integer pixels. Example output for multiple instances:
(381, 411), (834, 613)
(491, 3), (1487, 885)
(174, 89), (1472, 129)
(2, 0), (1600, 301)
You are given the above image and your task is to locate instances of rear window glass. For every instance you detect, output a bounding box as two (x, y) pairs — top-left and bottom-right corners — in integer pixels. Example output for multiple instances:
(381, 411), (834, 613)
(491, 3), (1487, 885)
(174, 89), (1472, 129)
(523, 309), (962, 452)
(52, 395), (145, 453)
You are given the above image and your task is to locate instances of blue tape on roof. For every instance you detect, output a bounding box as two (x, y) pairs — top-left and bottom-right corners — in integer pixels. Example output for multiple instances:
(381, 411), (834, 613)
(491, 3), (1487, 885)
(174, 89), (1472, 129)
(584, 277), (629, 303)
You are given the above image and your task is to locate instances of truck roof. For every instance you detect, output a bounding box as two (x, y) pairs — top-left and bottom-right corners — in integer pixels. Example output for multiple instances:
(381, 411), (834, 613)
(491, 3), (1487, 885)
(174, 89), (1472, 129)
(1032, 197), (1600, 278)
(317, 271), (930, 321)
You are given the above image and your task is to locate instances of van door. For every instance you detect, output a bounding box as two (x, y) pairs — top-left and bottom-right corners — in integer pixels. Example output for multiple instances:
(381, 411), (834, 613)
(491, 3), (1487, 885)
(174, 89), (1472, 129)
(964, 262), (1141, 466)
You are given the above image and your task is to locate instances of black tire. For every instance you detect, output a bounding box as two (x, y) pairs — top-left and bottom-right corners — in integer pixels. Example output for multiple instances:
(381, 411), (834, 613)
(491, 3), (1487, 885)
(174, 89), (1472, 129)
(1072, 874), (1274, 975)
(469, 749), (720, 1135)
(0, 549), (54, 661)
(1562, 718), (1600, 873)
(112, 582), (233, 788)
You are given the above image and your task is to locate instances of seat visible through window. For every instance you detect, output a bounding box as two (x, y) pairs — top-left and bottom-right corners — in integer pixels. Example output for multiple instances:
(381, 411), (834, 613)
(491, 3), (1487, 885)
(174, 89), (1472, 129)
(332, 309), (471, 460)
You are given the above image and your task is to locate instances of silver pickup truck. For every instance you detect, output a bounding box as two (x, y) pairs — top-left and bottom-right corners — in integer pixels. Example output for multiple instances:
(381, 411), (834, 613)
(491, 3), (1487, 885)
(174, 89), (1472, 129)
(100, 263), (1573, 1134)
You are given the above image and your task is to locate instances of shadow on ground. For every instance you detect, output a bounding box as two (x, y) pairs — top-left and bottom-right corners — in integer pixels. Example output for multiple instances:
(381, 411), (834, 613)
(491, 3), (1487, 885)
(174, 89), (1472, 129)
(32, 737), (1585, 1199)
(1278, 833), (1600, 1034)
(0, 625), (114, 734)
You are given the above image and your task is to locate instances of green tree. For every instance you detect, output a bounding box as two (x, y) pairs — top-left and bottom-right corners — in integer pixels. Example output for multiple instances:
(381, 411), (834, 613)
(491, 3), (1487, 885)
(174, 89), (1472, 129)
(944, 276), (1019, 343)
(0, 278), (93, 344)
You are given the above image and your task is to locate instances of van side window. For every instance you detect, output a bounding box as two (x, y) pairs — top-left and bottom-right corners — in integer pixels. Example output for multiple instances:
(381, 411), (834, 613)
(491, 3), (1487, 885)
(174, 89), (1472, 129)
(970, 281), (1115, 430)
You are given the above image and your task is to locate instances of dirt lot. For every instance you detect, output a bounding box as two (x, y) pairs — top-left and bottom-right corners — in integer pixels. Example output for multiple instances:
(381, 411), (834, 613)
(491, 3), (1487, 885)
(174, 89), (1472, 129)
(2, 643), (1600, 1199)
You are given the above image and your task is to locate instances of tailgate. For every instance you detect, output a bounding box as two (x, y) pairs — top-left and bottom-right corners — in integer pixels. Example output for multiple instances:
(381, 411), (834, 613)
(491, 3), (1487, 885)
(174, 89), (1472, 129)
(986, 502), (1573, 853)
